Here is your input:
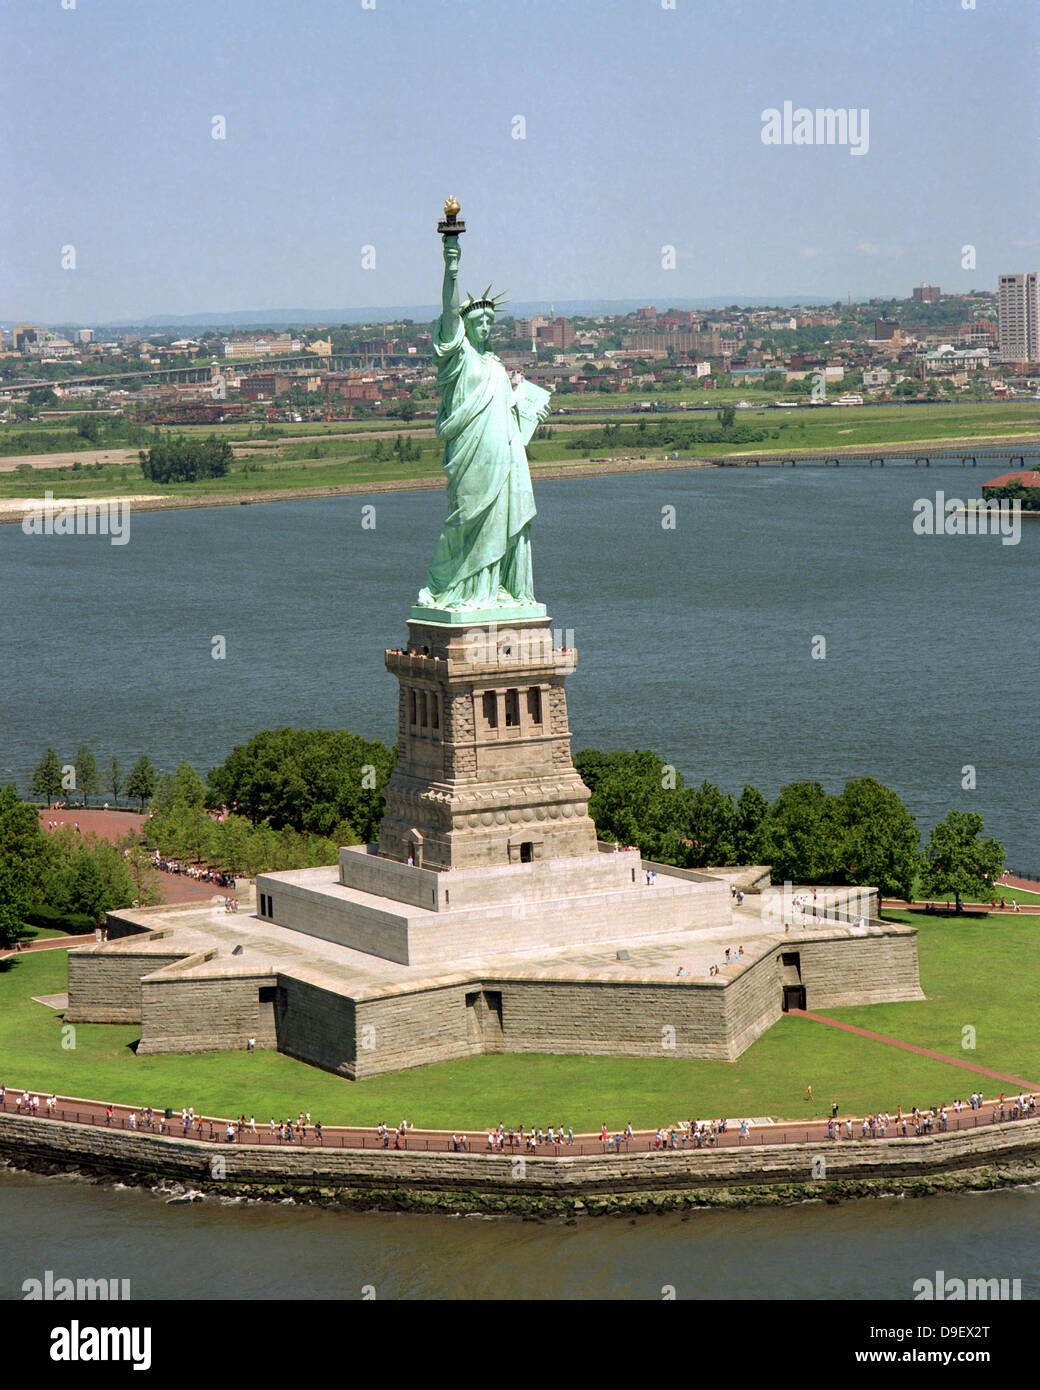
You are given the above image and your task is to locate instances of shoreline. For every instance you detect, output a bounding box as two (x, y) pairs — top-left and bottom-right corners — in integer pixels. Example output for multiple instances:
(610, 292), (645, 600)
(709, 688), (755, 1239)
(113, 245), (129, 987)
(1, 433), (1037, 525)
(1, 1111), (1038, 1216)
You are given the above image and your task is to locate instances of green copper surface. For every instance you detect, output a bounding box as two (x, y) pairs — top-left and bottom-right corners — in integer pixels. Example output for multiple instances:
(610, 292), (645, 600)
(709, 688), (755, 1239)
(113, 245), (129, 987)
(415, 222), (551, 614)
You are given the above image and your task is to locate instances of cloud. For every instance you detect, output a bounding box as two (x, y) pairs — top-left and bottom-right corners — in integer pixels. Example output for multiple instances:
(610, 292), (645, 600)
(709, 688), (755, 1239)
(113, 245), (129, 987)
(855, 242), (905, 258)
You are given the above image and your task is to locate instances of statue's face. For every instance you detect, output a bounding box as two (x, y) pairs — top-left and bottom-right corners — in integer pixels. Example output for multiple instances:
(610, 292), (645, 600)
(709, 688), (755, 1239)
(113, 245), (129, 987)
(464, 307), (494, 351)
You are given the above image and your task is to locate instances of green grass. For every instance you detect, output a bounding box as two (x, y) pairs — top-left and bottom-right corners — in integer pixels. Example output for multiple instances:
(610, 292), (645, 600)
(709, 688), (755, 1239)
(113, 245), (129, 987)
(1, 913), (1036, 1129)
(2, 401), (1037, 504)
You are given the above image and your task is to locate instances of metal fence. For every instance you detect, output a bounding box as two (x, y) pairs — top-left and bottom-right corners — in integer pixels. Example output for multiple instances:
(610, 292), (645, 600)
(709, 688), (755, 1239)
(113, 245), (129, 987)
(1, 1093), (1035, 1158)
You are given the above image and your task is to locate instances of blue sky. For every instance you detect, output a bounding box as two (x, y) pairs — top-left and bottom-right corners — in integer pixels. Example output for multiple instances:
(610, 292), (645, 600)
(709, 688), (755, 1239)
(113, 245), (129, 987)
(2, 0), (1038, 322)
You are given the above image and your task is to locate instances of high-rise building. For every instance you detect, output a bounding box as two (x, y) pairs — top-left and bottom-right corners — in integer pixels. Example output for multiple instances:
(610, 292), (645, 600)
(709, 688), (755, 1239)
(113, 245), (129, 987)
(912, 284), (941, 303)
(997, 273), (1040, 364)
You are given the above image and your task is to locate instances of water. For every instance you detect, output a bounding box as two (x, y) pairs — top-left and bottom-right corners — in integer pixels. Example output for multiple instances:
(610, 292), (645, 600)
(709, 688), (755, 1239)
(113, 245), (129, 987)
(1, 464), (1036, 865)
(1, 1168), (1037, 1301)
(2, 461), (1038, 1296)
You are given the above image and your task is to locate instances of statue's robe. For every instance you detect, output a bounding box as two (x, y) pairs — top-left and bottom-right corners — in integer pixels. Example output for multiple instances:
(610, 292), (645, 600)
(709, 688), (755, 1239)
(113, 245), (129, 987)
(417, 313), (535, 607)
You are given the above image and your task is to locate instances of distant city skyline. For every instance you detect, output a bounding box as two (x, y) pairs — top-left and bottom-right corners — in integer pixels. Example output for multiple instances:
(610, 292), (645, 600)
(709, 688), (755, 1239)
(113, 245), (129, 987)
(2, 0), (1038, 322)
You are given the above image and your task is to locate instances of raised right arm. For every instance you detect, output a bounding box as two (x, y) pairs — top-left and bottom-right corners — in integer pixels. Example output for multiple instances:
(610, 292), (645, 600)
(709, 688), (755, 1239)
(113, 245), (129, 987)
(441, 236), (461, 338)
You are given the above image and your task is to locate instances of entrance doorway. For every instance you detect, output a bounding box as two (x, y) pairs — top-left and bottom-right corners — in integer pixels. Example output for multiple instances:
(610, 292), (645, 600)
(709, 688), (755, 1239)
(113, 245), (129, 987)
(782, 984), (806, 1012)
(519, 841), (533, 863)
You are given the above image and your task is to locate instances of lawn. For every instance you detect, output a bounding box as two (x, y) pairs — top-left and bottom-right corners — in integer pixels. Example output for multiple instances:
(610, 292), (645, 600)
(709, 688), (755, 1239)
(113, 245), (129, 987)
(1, 912), (1036, 1130)
(2, 401), (1036, 504)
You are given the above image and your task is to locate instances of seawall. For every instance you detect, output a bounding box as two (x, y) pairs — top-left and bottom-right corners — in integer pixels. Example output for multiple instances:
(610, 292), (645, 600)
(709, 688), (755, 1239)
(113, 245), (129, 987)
(2, 1112), (1038, 1216)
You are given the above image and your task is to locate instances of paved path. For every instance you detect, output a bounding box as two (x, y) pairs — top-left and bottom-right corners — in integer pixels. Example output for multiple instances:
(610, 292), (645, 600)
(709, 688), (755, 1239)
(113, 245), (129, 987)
(791, 1010), (1040, 1091)
(0, 934), (93, 962)
(2, 1081), (1034, 1160)
(997, 872), (1040, 894)
(880, 896), (1038, 915)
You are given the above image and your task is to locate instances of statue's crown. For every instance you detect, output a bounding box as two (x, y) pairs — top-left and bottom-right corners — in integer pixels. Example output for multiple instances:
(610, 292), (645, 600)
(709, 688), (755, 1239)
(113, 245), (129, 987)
(460, 284), (509, 317)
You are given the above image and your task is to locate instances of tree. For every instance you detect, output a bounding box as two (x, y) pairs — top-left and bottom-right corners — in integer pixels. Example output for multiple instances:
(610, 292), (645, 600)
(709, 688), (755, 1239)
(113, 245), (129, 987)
(0, 786), (47, 948)
(139, 432), (232, 484)
(716, 405), (736, 429)
(207, 729), (395, 841)
(833, 777), (921, 901)
(106, 755), (124, 809)
(921, 810), (1005, 912)
(149, 760), (208, 817)
(679, 781), (737, 868)
(65, 854), (111, 926)
(117, 833), (163, 907)
(30, 748), (64, 805)
(761, 781), (842, 883)
(74, 745), (100, 805)
(126, 755), (158, 811)
(574, 749), (689, 862)
(734, 785), (769, 864)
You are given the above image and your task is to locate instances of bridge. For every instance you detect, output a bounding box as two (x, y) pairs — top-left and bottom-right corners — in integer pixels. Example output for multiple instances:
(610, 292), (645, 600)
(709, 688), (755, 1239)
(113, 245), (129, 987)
(713, 449), (1039, 470)
(1, 352), (433, 394)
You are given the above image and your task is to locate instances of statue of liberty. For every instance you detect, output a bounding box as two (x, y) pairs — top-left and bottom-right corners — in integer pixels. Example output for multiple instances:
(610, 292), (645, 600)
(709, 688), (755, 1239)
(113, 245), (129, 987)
(415, 198), (551, 615)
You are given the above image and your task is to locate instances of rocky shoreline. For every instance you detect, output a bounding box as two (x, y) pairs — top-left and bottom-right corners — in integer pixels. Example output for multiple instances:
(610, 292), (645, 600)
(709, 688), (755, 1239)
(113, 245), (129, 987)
(5, 1149), (1039, 1219)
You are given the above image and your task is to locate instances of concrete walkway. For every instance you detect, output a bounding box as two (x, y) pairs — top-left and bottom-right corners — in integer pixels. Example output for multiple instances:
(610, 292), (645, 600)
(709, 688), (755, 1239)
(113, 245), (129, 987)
(1, 1080), (1034, 1160)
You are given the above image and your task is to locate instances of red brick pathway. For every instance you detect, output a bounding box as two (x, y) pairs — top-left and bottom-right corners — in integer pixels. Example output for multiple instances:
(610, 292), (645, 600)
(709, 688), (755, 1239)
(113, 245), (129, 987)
(0, 934), (94, 962)
(790, 1010), (1040, 1091)
(997, 872), (1040, 894)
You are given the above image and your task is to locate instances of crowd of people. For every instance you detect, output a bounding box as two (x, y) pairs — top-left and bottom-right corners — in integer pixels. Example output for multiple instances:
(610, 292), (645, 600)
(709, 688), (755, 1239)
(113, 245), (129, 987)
(150, 852), (236, 890)
(3, 1084), (1036, 1154)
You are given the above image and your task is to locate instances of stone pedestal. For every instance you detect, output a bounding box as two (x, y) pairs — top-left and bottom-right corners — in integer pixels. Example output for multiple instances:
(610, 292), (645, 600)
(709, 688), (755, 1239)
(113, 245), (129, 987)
(377, 615), (598, 870)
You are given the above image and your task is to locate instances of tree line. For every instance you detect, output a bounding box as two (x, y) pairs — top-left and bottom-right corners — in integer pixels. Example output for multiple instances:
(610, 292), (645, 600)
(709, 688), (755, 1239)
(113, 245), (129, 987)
(575, 750), (1005, 910)
(0, 786), (162, 949)
(138, 432), (233, 484)
(565, 419), (775, 452)
(30, 746), (157, 811)
(12, 734), (1006, 948)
